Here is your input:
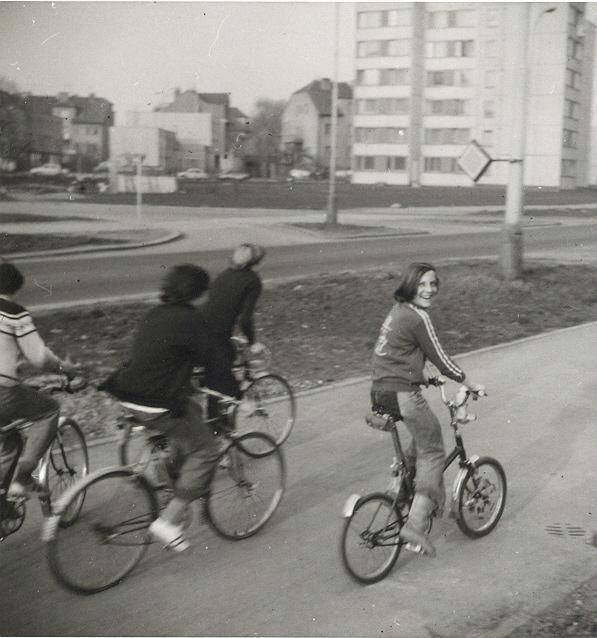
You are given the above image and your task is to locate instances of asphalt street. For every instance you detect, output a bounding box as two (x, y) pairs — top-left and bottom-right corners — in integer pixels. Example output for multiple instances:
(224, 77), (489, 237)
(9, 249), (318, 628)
(1, 323), (596, 637)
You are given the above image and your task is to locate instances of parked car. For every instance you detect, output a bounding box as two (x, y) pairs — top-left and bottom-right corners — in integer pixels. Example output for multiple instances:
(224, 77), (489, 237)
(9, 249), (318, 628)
(288, 168), (311, 181)
(177, 168), (210, 180)
(29, 163), (67, 176)
(218, 172), (250, 181)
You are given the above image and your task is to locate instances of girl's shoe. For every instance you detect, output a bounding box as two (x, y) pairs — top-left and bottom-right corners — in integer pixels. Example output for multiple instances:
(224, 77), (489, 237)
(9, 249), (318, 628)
(148, 517), (190, 552)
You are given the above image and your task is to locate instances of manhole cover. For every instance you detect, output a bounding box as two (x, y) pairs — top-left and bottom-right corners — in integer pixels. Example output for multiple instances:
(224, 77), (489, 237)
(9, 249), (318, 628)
(545, 523), (587, 537)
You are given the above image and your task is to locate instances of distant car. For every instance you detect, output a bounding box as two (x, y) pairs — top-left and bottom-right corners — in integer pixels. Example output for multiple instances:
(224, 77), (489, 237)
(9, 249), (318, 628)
(29, 163), (65, 176)
(288, 168), (311, 181)
(177, 168), (210, 180)
(335, 169), (352, 180)
(218, 172), (250, 181)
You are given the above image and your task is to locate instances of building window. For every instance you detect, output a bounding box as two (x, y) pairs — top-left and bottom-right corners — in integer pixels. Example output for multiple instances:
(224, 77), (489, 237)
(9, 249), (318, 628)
(358, 9), (412, 28)
(427, 10), (475, 29)
(484, 40), (498, 58)
(567, 37), (583, 61)
(424, 128), (469, 145)
(484, 69), (497, 88)
(566, 68), (581, 89)
(357, 68), (409, 85)
(568, 6), (582, 27)
(425, 99), (469, 116)
(483, 100), (495, 118)
(423, 157), (462, 173)
(355, 127), (408, 143)
(426, 40), (475, 58)
(356, 98), (409, 115)
(485, 9), (501, 27)
(380, 68), (409, 85)
(355, 155), (406, 171)
(561, 159), (577, 177)
(426, 69), (472, 86)
(562, 129), (578, 148)
(324, 123), (331, 135)
(357, 39), (410, 57)
(564, 99), (580, 119)
(480, 129), (494, 147)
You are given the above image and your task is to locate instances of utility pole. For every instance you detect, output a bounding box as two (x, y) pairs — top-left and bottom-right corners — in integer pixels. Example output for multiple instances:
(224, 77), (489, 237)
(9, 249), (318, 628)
(135, 154), (144, 226)
(500, 3), (530, 280)
(326, 2), (340, 226)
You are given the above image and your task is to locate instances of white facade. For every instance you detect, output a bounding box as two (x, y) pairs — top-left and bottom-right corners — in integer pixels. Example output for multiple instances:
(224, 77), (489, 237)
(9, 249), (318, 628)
(109, 126), (177, 172)
(125, 110), (212, 170)
(352, 2), (595, 188)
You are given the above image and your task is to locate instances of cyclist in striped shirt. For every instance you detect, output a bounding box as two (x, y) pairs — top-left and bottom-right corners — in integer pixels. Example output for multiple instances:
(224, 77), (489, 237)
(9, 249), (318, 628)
(0, 262), (78, 499)
(371, 262), (483, 557)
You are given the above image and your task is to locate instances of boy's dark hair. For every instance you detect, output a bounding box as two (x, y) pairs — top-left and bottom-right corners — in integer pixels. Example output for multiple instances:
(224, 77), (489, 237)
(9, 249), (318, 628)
(393, 262), (438, 303)
(0, 261), (24, 295)
(160, 264), (210, 304)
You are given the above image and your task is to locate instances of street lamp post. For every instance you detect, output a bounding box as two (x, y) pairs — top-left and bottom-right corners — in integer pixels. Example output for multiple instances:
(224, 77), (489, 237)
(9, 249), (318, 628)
(500, 3), (530, 281)
(326, 2), (340, 226)
(500, 4), (556, 280)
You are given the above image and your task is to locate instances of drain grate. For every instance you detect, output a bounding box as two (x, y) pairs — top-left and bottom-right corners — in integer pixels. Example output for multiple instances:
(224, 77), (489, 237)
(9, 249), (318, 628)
(545, 523), (587, 537)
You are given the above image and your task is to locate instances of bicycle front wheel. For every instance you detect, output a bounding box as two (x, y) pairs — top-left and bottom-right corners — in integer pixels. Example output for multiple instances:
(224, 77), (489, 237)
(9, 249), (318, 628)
(205, 432), (285, 540)
(454, 456), (507, 538)
(234, 374), (296, 446)
(45, 418), (89, 525)
(45, 468), (158, 595)
(340, 493), (403, 585)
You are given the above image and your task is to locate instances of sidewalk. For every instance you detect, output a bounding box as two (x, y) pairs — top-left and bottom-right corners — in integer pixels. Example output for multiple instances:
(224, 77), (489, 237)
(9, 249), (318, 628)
(1, 322), (595, 637)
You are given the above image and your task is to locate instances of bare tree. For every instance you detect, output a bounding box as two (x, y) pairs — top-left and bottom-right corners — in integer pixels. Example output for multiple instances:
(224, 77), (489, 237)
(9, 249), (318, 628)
(242, 98), (286, 178)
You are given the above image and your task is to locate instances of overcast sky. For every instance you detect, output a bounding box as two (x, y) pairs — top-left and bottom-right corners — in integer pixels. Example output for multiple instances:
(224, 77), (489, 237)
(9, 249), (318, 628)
(0, 1), (356, 122)
(2, 1), (596, 124)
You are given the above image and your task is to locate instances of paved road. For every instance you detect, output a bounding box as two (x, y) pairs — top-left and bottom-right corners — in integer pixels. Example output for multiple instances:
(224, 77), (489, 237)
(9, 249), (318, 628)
(10, 221), (597, 309)
(1, 324), (595, 637)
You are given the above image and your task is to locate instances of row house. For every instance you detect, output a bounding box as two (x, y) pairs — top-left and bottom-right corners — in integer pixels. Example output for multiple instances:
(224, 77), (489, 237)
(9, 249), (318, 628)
(52, 93), (114, 172)
(281, 78), (353, 172)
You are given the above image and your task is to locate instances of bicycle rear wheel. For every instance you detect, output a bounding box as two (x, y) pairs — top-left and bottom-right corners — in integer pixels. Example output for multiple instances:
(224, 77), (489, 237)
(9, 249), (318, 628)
(340, 492), (403, 585)
(45, 418), (89, 526)
(454, 456), (507, 538)
(234, 374), (296, 446)
(45, 468), (158, 595)
(204, 432), (285, 540)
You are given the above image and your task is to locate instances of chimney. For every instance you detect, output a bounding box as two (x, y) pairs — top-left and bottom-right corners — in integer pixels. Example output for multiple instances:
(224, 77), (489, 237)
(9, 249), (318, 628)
(320, 78), (331, 91)
(174, 88), (181, 98)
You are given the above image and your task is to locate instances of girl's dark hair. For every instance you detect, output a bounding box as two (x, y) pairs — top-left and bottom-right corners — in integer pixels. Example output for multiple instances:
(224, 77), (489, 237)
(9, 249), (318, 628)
(160, 264), (210, 304)
(0, 262), (24, 295)
(393, 262), (438, 302)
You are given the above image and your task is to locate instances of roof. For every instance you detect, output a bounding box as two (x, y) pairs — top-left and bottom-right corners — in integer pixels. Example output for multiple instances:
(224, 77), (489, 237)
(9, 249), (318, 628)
(198, 92), (230, 107)
(228, 106), (248, 120)
(292, 78), (352, 115)
(53, 93), (114, 124)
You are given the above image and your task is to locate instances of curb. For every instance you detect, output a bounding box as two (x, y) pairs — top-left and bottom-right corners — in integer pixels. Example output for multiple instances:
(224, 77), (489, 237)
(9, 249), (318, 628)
(5, 230), (184, 260)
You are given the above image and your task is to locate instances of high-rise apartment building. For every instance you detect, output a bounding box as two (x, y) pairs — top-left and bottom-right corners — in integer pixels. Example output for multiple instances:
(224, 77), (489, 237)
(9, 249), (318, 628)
(352, 2), (595, 188)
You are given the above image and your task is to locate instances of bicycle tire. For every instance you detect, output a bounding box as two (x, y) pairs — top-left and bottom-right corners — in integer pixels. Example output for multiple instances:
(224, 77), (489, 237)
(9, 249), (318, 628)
(454, 456), (507, 539)
(340, 492), (403, 585)
(45, 418), (89, 526)
(204, 432), (285, 540)
(45, 468), (158, 595)
(233, 374), (296, 446)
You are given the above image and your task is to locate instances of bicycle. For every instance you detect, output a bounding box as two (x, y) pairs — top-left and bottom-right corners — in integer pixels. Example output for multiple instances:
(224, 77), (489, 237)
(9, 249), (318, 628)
(0, 374), (89, 541)
(340, 377), (507, 585)
(192, 336), (296, 447)
(44, 396), (286, 595)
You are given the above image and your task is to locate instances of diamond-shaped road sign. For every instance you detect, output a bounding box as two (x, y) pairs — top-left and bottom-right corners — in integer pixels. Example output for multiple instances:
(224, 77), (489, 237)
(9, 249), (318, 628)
(458, 140), (492, 182)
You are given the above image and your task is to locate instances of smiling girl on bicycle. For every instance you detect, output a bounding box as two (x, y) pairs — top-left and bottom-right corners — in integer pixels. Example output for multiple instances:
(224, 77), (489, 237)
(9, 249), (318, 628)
(371, 262), (483, 557)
